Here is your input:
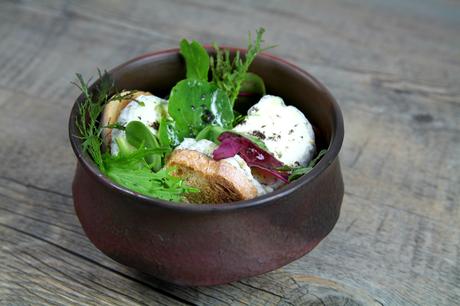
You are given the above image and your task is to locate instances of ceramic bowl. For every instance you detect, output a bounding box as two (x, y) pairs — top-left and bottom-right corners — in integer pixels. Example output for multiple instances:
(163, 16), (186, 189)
(69, 48), (344, 286)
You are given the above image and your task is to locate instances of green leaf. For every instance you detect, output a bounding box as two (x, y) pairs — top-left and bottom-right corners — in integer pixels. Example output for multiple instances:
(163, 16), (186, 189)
(103, 148), (198, 202)
(168, 79), (234, 139)
(234, 132), (268, 151)
(307, 149), (327, 168)
(158, 118), (180, 149)
(196, 125), (228, 143)
(180, 39), (210, 81)
(239, 72), (266, 96)
(288, 167), (313, 182)
(125, 121), (162, 171)
(232, 111), (247, 127)
(286, 149), (327, 181)
(115, 136), (135, 156)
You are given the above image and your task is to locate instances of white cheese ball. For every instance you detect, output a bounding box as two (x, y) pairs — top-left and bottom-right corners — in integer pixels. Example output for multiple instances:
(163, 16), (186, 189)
(176, 138), (272, 196)
(111, 95), (168, 155)
(233, 95), (316, 167)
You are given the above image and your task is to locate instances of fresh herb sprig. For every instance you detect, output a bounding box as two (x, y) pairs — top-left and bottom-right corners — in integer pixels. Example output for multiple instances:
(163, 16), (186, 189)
(73, 70), (113, 171)
(277, 149), (327, 181)
(210, 28), (267, 106)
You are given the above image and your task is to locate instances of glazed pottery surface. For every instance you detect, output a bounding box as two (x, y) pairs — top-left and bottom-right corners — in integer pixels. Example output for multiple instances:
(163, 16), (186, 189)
(69, 48), (344, 286)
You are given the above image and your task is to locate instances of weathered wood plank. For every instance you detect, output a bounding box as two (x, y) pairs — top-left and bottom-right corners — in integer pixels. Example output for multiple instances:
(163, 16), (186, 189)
(0, 227), (188, 305)
(0, 0), (459, 305)
(0, 176), (383, 305)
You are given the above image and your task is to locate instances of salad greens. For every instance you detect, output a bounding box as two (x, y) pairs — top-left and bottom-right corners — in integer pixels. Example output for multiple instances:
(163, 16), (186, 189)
(168, 28), (268, 142)
(158, 117), (180, 150)
(74, 28), (326, 202)
(239, 72), (266, 97)
(125, 121), (162, 171)
(179, 39), (210, 81)
(195, 125), (227, 144)
(103, 147), (197, 202)
(277, 149), (327, 182)
(168, 79), (233, 140)
(168, 29), (267, 140)
(74, 72), (197, 201)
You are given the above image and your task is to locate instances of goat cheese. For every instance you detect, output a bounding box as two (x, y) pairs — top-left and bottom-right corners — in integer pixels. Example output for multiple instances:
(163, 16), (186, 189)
(111, 94), (168, 155)
(233, 95), (316, 167)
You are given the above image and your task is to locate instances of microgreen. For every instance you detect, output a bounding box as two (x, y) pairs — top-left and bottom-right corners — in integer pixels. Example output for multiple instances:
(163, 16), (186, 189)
(277, 149), (327, 181)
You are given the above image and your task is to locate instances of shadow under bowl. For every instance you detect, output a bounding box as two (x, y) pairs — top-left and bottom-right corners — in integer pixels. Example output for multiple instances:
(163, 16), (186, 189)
(69, 48), (344, 286)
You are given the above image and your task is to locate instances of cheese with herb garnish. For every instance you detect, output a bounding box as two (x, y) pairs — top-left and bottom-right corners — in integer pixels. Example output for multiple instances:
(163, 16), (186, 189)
(111, 94), (168, 155)
(233, 95), (316, 167)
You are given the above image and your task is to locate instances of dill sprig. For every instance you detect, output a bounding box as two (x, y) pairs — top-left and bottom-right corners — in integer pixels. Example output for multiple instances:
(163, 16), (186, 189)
(277, 149), (327, 181)
(73, 70), (113, 171)
(210, 28), (268, 106)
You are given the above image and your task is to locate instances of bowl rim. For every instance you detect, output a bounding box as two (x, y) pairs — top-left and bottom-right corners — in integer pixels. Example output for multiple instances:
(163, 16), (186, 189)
(69, 47), (344, 212)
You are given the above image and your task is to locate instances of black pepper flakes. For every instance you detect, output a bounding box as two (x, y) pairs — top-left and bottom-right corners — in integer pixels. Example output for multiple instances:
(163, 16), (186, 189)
(151, 121), (160, 130)
(201, 109), (215, 123)
(251, 130), (266, 139)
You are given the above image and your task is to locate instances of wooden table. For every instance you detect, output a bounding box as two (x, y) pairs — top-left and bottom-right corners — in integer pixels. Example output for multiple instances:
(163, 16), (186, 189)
(1, 0), (458, 305)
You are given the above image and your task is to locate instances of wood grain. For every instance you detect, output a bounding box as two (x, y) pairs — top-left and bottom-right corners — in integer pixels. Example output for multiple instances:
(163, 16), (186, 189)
(0, 0), (459, 305)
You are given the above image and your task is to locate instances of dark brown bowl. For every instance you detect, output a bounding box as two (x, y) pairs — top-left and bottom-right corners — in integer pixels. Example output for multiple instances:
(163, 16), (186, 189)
(69, 47), (344, 286)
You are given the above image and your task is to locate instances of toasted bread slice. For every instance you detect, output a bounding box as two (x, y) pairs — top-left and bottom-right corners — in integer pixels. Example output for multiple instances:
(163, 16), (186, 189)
(166, 149), (258, 204)
(101, 90), (152, 147)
